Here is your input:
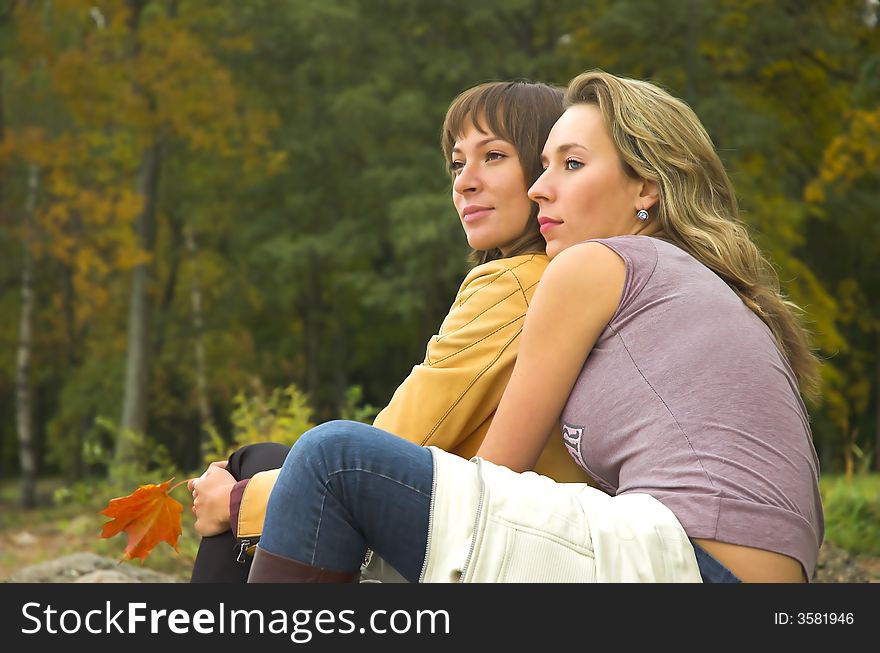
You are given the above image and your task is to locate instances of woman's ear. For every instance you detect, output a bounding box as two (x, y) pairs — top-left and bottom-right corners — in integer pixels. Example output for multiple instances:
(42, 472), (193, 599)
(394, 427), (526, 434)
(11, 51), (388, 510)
(638, 179), (660, 212)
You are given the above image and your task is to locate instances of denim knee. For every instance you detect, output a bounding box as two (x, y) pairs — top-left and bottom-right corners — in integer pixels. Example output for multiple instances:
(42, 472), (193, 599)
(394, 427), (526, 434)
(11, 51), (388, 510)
(282, 420), (372, 483)
(262, 420), (432, 575)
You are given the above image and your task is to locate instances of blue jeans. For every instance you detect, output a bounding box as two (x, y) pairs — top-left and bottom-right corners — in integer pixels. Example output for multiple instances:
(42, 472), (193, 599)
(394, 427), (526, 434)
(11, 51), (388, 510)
(692, 542), (742, 583)
(260, 420), (433, 582)
(260, 419), (741, 583)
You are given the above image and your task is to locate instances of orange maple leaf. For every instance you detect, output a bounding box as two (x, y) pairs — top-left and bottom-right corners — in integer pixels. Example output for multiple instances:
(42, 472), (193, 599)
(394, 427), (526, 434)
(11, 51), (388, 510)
(98, 478), (187, 562)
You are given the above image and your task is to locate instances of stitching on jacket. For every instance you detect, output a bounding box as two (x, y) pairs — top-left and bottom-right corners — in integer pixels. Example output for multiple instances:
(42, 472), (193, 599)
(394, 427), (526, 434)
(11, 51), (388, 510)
(437, 257), (538, 345)
(522, 279), (538, 303)
(458, 255), (539, 309)
(435, 286), (524, 348)
(419, 256), (543, 441)
(420, 327), (521, 443)
(508, 262), (530, 306)
(431, 315), (523, 365)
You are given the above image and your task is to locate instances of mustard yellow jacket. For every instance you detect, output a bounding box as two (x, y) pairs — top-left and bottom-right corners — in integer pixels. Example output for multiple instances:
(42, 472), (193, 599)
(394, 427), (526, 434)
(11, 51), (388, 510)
(236, 253), (594, 542)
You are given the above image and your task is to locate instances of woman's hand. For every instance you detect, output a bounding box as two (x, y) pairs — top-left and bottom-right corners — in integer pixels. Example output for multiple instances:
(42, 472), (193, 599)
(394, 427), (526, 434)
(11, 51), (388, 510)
(189, 460), (236, 537)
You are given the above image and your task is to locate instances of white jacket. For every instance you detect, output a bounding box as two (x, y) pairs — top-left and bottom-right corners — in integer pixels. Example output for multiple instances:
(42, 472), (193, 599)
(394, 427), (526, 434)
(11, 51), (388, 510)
(419, 446), (702, 583)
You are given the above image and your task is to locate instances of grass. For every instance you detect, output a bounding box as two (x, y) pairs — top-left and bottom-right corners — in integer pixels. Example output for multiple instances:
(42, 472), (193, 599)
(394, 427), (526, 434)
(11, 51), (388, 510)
(819, 473), (880, 556)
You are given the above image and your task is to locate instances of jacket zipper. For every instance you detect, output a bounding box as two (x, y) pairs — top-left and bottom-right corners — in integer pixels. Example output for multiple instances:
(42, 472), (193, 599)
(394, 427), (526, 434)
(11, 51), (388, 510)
(418, 451), (439, 583)
(458, 457), (485, 583)
(236, 539), (251, 564)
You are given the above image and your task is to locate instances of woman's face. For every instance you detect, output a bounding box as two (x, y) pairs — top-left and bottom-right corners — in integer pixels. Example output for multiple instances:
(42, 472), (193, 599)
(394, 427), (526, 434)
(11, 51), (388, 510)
(528, 104), (650, 259)
(451, 123), (534, 255)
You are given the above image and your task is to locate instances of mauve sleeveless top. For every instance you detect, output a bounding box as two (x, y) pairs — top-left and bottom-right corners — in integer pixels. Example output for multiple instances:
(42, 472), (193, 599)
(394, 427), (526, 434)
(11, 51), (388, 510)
(560, 235), (824, 577)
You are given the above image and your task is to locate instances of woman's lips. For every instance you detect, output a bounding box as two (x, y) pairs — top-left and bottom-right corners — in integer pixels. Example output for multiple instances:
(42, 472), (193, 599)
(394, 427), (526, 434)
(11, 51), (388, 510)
(462, 207), (493, 223)
(538, 217), (562, 234)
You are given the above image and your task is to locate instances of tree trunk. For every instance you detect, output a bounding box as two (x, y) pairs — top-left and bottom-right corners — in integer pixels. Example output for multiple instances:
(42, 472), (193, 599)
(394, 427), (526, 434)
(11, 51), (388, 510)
(59, 258), (86, 481)
(16, 164), (38, 508)
(113, 0), (159, 476)
(114, 141), (160, 474)
(334, 325), (348, 417)
(152, 213), (180, 361)
(842, 408), (854, 483)
(875, 335), (880, 472)
(304, 247), (321, 404)
(185, 224), (213, 459)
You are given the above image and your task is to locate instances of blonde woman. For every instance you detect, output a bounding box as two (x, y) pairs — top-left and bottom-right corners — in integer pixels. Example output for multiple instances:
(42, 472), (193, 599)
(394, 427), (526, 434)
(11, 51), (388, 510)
(247, 70), (823, 584)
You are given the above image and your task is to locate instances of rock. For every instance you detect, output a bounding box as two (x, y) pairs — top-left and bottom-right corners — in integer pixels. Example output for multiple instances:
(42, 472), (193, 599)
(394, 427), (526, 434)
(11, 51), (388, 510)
(10, 531), (38, 547)
(6, 552), (183, 583)
(74, 570), (134, 583)
(812, 542), (870, 583)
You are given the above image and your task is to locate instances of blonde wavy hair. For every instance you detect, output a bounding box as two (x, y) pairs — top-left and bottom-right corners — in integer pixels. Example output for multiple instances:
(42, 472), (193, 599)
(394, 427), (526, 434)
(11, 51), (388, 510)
(565, 70), (819, 399)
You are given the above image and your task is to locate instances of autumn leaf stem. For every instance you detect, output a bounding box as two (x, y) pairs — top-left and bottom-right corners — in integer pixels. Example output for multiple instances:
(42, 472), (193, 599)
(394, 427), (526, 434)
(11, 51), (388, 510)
(168, 479), (190, 495)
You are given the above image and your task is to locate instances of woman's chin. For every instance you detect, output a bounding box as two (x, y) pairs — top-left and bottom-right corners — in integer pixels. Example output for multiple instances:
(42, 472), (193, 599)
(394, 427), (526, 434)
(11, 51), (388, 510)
(466, 236), (497, 252)
(544, 240), (564, 260)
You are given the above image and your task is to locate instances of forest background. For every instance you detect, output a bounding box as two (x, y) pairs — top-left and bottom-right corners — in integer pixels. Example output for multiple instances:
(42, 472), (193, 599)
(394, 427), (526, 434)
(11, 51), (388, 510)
(0, 0), (878, 578)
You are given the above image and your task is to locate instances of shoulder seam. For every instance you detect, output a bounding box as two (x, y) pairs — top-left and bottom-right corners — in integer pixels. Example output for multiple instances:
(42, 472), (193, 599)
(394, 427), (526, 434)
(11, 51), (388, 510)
(435, 279), (528, 349)
(432, 314), (523, 364)
(459, 255), (542, 308)
(420, 326), (522, 443)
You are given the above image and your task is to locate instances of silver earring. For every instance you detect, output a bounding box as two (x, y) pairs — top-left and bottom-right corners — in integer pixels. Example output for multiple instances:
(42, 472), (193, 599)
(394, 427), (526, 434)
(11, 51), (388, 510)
(636, 209), (649, 221)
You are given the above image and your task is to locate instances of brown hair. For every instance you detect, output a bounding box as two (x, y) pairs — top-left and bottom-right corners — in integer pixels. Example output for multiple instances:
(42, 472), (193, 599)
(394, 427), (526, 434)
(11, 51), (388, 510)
(564, 70), (819, 399)
(442, 81), (564, 265)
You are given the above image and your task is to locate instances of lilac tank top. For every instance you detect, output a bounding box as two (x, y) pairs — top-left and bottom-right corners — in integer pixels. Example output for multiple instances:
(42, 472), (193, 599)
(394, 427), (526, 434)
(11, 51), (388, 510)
(560, 236), (824, 577)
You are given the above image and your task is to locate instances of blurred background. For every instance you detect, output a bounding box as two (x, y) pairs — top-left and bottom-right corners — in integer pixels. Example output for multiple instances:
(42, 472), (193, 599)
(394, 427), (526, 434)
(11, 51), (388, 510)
(0, 0), (878, 580)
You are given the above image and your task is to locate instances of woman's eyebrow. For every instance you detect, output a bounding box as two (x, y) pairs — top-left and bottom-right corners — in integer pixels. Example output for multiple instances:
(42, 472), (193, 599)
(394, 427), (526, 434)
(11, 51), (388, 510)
(555, 142), (589, 154)
(540, 143), (589, 164)
(452, 137), (507, 153)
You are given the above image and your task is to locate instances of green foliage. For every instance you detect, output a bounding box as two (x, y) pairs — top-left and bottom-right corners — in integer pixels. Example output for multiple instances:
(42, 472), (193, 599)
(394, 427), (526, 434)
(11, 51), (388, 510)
(44, 354), (124, 480)
(820, 474), (880, 556)
(202, 382), (315, 465)
(339, 385), (380, 425)
(52, 416), (178, 498)
(1, 0), (878, 491)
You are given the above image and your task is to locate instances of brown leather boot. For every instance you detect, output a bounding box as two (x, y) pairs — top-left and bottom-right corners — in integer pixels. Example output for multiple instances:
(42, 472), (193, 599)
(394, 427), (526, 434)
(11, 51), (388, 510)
(247, 546), (360, 583)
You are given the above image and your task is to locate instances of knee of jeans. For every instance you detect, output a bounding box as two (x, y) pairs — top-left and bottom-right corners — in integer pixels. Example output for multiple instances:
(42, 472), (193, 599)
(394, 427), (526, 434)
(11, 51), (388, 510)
(285, 420), (360, 478)
(299, 420), (375, 451)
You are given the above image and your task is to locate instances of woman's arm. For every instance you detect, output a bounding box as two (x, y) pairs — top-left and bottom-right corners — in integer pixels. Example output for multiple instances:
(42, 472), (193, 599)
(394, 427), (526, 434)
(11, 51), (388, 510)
(476, 242), (626, 471)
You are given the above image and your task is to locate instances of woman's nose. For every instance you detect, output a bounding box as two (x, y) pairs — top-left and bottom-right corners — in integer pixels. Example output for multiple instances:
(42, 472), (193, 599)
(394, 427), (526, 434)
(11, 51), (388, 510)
(528, 171), (551, 203)
(453, 162), (479, 194)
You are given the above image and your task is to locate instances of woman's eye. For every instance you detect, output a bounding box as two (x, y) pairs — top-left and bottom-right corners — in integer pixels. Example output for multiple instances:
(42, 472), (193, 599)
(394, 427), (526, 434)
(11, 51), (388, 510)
(449, 161), (464, 174)
(564, 158), (584, 170)
(486, 151), (506, 162)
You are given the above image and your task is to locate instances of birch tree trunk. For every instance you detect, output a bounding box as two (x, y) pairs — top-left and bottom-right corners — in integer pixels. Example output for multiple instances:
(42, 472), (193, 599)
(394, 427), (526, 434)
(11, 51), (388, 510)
(16, 164), (38, 508)
(114, 141), (160, 473)
(113, 0), (160, 475)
